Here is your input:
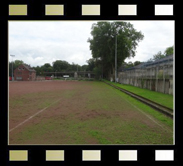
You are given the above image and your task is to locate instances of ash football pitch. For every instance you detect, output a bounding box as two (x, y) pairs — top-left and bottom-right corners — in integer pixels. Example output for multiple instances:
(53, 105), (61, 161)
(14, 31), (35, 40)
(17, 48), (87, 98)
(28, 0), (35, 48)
(9, 80), (173, 145)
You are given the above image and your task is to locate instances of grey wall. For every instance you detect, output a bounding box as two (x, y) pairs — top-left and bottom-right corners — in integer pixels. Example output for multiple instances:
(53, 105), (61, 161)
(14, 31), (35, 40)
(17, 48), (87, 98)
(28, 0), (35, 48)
(118, 63), (173, 95)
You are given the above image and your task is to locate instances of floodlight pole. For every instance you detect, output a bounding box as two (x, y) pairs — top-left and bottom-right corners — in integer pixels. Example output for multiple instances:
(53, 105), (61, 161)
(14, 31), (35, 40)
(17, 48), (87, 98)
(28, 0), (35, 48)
(10, 55), (15, 81)
(102, 56), (103, 79)
(115, 34), (117, 83)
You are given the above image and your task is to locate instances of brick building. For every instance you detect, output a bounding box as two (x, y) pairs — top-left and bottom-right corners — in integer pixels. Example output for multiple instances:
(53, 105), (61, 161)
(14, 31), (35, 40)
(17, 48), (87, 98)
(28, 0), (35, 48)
(14, 64), (36, 81)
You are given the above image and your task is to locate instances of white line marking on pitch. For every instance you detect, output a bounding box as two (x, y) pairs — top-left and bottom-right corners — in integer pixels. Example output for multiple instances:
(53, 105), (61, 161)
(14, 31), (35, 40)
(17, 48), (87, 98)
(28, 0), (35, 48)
(9, 98), (61, 133)
(123, 96), (173, 133)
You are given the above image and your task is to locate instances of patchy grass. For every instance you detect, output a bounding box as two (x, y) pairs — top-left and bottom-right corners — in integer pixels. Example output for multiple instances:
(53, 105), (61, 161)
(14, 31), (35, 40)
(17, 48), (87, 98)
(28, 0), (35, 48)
(104, 80), (173, 109)
(9, 81), (173, 145)
(12, 113), (172, 144)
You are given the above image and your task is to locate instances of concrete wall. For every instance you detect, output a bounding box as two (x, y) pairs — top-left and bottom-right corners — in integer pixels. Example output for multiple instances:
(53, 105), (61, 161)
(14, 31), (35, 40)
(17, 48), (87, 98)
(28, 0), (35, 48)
(118, 63), (173, 95)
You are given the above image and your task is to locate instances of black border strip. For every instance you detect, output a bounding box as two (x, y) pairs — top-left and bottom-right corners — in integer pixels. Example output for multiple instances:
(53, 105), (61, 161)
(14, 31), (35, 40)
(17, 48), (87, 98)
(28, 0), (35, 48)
(0, 1), (179, 166)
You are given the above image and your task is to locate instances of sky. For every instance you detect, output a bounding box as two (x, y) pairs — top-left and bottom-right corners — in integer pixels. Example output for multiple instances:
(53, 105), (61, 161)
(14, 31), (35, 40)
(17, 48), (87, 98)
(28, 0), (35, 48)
(9, 21), (174, 67)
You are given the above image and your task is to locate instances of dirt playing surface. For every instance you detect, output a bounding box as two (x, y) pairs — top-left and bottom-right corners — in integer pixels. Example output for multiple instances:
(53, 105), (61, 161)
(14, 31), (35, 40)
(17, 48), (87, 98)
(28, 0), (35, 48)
(9, 80), (173, 145)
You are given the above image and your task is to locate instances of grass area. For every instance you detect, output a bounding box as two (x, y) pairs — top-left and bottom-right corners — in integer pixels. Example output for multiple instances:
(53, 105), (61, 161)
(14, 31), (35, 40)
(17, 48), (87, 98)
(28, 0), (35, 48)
(114, 85), (173, 127)
(90, 81), (173, 127)
(14, 112), (173, 144)
(104, 80), (173, 109)
(9, 81), (173, 145)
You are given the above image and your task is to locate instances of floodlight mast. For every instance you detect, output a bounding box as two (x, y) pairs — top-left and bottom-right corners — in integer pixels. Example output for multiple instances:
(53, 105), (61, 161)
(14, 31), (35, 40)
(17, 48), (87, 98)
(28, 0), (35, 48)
(115, 34), (117, 83)
(10, 55), (15, 81)
(115, 26), (120, 83)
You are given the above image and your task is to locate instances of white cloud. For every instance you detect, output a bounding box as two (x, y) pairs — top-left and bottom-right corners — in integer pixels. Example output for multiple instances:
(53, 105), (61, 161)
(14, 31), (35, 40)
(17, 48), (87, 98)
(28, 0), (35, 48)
(9, 21), (174, 66)
(125, 21), (174, 63)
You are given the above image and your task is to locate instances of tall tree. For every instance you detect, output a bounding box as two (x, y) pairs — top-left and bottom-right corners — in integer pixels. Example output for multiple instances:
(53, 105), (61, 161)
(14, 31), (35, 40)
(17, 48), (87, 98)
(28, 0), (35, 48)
(87, 21), (144, 79)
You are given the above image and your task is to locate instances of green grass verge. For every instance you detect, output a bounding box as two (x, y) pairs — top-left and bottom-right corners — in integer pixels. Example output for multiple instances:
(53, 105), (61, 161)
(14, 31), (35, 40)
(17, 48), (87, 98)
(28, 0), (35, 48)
(104, 80), (173, 109)
(100, 81), (173, 127)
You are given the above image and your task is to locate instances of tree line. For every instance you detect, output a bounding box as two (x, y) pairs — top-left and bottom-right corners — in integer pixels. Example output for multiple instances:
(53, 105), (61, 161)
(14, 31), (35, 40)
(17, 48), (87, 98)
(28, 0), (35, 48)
(147, 46), (174, 62)
(9, 21), (173, 79)
(9, 60), (95, 77)
(122, 46), (174, 69)
(9, 21), (144, 79)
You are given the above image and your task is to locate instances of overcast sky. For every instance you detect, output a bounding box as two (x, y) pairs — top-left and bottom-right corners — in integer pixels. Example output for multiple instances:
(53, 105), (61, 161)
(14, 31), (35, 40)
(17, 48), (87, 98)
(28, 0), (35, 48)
(9, 21), (174, 67)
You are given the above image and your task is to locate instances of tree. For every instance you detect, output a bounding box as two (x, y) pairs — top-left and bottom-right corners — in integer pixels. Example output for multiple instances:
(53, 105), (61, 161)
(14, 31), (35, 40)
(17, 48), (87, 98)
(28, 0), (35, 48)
(81, 65), (88, 71)
(147, 58), (153, 62)
(127, 61), (134, 68)
(42, 63), (53, 72)
(43, 63), (51, 68)
(164, 46), (173, 56)
(87, 21), (144, 79)
(14, 60), (24, 69)
(153, 51), (165, 60)
(33, 66), (43, 76)
(9, 60), (24, 76)
(86, 58), (95, 71)
(52, 60), (70, 72)
(149, 46), (174, 62)
(134, 61), (141, 66)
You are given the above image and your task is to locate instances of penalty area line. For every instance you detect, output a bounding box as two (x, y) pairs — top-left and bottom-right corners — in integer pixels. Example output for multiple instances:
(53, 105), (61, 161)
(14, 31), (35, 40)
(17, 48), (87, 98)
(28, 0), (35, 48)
(9, 98), (61, 133)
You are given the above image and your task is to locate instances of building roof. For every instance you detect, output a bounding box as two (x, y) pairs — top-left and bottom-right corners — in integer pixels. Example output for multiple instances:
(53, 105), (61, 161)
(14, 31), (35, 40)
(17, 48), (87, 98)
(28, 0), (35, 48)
(119, 54), (173, 72)
(21, 64), (36, 72)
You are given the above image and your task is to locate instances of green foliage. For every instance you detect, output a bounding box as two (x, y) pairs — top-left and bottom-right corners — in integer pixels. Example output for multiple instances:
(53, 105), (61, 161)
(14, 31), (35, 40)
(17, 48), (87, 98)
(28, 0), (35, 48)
(121, 61), (142, 70)
(164, 46), (173, 56)
(93, 66), (102, 79)
(33, 66), (42, 75)
(86, 58), (95, 71)
(153, 51), (165, 61)
(10, 81), (173, 144)
(43, 63), (51, 68)
(81, 65), (88, 71)
(52, 60), (70, 72)
(88, 21), (144, 79)
(9, 60), (24, 76)
(134, 61), (141, 66)
(14, 60), (24, 68)
(147, 46), (174, 62)
(147, 58), (153, 62)
(10, 59), (89, 76)
(42, 63), (53, 72)
(104, 80), (173, 109)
